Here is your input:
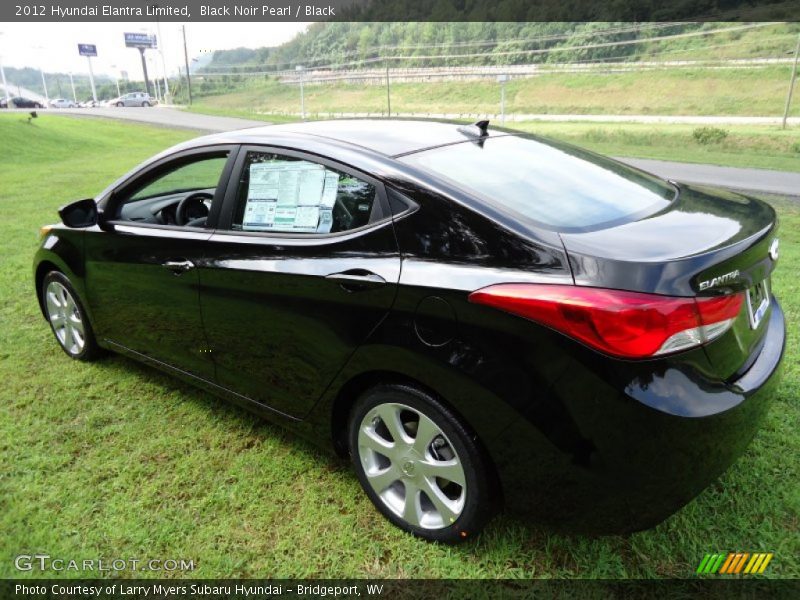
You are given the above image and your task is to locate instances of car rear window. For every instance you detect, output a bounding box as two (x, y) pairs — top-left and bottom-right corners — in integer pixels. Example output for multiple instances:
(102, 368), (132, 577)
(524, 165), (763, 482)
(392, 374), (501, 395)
(400, 135), (675, 231)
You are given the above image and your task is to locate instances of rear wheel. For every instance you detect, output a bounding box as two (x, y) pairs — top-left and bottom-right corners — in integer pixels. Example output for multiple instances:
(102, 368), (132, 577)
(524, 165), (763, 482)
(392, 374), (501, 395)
(348, 384), (495, 543)
(42, 272), (102, 361)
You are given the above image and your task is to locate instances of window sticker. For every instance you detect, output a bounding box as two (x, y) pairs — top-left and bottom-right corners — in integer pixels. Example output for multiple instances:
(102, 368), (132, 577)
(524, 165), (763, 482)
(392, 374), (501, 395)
(243, 161), (330, 232)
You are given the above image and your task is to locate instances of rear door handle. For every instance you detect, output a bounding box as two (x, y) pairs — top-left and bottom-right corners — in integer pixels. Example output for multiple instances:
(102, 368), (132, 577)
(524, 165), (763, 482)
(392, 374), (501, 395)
(325, 270), (386, 291)
(162, 260), (195, 275)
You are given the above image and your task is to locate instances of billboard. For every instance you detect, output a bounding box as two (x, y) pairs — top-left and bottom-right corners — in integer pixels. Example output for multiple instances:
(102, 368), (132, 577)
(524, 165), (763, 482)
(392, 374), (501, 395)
(124, 32), (157, 49)
(77, 43), (97, 57)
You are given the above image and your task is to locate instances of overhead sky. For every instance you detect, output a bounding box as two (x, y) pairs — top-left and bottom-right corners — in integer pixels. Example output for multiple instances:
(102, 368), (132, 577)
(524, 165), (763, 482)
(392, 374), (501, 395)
(0, 22), (310, 78)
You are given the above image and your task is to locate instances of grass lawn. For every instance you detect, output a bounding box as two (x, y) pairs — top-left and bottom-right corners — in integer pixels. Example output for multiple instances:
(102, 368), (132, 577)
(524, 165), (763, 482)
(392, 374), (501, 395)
(0, 113), (798, 579)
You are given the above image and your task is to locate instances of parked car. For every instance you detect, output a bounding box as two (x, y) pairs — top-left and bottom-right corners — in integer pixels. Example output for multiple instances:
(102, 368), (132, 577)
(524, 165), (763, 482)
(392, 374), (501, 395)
(110, 91), (154, 107)
(50, 98), (77, 109)
(2, 96), (44, 108)
(34, 120), (784, 542)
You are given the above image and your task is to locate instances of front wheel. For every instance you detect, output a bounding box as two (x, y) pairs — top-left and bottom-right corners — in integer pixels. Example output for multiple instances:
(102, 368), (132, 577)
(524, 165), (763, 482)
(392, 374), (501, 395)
(348, 384), (496, 543)
(42, 271), (103, 361)
(142, 101), (150, 107)
(116, 102), (124, 107)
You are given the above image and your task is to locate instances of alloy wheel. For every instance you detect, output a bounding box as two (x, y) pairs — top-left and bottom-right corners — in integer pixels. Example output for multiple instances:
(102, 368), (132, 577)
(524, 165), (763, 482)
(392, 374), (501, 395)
(357, 402), (467, 529)
(45, 280), (85, 355)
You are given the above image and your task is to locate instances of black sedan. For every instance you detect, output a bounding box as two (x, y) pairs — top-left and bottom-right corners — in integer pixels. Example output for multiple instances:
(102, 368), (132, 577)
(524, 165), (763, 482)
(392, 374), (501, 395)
(2, 96), (45, 108)
(34, 120), (784, 542)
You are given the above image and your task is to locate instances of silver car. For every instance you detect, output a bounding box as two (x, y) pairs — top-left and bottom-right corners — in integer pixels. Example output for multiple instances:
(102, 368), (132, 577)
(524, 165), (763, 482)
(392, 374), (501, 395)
(113, 92), (154, 107)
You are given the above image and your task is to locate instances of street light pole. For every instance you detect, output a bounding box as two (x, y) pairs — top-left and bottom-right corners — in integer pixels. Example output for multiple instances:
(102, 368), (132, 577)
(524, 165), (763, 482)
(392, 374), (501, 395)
(0, 32), (8, 104)
(155, 16), (170, 103)
(110, 65), (121, 97)
(782, 34), (800, 130)
(385, 58), (391, 117)
(296, 65), (305, 120)
(497, 74), (509, 125)
(68, 72), (77, 102)
(0, 54), (8, 104)
(182, 25), (192, 106)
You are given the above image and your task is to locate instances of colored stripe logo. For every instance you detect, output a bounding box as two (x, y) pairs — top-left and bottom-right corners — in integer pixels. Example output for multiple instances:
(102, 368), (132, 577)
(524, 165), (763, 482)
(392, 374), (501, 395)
(696, 553), (773, 574)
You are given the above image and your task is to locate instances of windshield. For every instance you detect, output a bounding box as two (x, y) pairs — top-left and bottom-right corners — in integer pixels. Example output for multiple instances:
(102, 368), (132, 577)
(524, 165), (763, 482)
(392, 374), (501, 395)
(400, 135), (676, 232)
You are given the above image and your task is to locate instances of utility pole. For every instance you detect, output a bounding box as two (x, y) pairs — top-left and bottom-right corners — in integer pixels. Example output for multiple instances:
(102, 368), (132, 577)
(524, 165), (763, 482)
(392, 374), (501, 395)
(385, 58), (391, 117)
(782, 33), (800, 130)
(182, 25), (192, 105)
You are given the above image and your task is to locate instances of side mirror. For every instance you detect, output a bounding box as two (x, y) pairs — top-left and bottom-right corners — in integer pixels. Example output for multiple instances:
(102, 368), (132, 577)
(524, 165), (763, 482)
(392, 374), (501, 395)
(58, 198), (98, 228)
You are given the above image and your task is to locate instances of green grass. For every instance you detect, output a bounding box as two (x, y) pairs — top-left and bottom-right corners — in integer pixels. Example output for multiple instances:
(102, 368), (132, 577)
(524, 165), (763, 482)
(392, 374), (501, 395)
(191, 65), (800, 118)
(512, 122), (800, 173)
(0, 113), (798, 579)
(183, 104), (800, 173)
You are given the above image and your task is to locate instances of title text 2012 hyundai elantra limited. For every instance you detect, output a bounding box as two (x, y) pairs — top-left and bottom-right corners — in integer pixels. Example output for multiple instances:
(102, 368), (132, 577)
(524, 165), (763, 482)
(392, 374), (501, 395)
(34, 120), (784, 542)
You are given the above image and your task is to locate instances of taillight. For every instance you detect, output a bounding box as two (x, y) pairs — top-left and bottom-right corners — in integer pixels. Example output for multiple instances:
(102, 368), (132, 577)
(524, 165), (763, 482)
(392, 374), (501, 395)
(468, 284), (743, 359)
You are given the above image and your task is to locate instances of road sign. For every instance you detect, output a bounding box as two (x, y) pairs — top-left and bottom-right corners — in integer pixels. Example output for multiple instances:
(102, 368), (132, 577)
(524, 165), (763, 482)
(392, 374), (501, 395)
(78, 44), (97, 57)
(124, 32), (157, 49)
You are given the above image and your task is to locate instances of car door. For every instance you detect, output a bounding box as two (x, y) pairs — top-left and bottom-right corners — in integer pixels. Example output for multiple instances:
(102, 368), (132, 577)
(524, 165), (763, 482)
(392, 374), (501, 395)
(85, 146), (238, 379)
(200, 146), (401, 418)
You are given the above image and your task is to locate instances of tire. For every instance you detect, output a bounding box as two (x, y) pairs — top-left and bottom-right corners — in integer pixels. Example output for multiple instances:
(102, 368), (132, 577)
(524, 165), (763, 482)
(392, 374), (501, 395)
(116, 102), (124, 107)
(142, 101), (150, 107)
(41, 271), (103, 361)
(348, 383), (496, 543)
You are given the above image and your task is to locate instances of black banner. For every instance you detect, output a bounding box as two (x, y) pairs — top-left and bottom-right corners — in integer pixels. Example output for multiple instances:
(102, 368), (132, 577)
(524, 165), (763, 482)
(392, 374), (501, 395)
(3, 0), (800, 22)
(3, 579), (800, 600)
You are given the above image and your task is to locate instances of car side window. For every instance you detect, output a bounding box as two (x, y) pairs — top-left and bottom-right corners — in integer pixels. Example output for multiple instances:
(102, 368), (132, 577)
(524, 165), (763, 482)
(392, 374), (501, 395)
(231, 151), (377, 234)
(113, 153), (229, 226)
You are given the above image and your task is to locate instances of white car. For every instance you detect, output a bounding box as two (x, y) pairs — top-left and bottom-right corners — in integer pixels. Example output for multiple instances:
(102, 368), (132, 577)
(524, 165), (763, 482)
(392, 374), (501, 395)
(111, 92), (155, 107)
(50, 98), (77, 109)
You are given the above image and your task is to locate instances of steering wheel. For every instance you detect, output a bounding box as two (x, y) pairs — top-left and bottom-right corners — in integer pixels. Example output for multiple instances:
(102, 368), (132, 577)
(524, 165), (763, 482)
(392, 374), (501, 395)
(175, 192), (212, 226)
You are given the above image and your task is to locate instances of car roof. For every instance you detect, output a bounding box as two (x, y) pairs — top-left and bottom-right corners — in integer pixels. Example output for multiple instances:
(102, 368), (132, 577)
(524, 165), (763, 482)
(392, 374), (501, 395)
(191, 119), (504, 158)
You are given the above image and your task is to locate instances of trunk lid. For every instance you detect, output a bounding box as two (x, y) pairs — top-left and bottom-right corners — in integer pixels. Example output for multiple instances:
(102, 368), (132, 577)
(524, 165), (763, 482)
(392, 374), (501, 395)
(560, 183), (779, 376)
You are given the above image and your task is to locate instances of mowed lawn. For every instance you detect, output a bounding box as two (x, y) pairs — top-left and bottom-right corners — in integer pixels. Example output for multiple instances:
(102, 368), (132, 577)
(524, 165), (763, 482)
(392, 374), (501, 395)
(0, 113), (797, 579)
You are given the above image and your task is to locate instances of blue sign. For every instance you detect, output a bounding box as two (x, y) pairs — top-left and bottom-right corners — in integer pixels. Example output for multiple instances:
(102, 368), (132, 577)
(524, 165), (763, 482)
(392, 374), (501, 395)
(124, 32), (157, 49)
(77, 43), (97, 57)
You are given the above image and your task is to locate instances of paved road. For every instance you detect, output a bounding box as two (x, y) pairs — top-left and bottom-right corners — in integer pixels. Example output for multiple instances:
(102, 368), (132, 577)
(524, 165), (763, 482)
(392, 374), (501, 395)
(54, 106), (268, 132)
(620, 158), (800, 197)
(21, 106), (800, 196)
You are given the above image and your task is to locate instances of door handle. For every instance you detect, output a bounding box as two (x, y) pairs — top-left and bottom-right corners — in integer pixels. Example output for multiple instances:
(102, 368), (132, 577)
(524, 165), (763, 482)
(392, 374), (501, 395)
(162, 260), (195, 275)
(325, 270), (387, 291)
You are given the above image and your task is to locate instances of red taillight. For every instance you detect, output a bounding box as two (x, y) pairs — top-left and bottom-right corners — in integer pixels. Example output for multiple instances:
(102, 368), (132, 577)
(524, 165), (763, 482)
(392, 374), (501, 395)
(468, 284), (743, 359)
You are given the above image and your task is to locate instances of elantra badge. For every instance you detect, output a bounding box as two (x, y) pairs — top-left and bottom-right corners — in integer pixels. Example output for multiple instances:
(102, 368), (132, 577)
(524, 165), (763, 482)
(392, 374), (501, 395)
(698, 270), (740, 291)
(769, 238), (779, 261)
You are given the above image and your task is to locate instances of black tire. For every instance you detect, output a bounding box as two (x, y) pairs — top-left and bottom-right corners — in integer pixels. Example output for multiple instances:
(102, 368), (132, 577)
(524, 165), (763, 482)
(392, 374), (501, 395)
(142, 101), (150, 107)
(348, 383), (496, 543)
(41, 271), (103, 361)
(116, 102), (124, 107)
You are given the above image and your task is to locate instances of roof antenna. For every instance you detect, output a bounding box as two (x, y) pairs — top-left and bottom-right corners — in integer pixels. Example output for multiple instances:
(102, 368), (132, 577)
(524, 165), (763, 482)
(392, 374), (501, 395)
(457, 119), (490, 141)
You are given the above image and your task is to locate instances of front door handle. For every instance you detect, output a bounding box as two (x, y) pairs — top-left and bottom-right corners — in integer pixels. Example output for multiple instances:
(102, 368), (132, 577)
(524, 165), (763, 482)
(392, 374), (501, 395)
(325, 270), (387, 291)
(162, 260), (195, 275)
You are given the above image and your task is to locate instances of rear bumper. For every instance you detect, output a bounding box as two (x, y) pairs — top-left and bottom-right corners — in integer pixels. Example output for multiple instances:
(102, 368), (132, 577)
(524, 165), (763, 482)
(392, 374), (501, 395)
(495, 298), (785, 533)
